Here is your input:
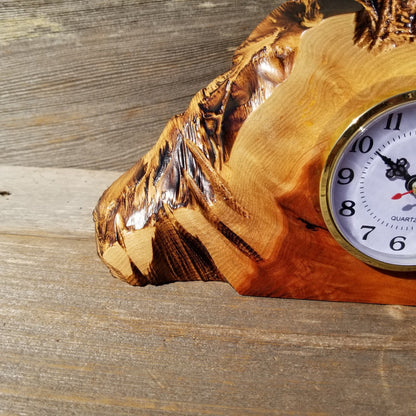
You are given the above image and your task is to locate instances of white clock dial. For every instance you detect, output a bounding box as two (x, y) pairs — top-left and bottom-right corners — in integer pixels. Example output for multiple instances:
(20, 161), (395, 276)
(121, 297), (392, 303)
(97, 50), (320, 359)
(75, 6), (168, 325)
(321, 91), (416, 270)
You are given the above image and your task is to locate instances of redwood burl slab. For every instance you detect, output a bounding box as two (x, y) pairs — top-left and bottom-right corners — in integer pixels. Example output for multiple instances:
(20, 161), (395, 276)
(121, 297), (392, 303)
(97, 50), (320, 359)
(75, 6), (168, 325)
(94, 0), (416, 304)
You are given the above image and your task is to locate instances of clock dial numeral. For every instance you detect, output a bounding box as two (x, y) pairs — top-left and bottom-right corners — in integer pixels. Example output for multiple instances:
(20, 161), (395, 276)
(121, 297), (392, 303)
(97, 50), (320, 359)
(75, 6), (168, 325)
(360, 225), (375, 240)
(337, 168), (354, 185)
(322, 91), (416, 270)
(339, 200), (356, 217)
(384, 112), (403, 131)
(350, 135), (373, 153)
(389, 236), (406, 251)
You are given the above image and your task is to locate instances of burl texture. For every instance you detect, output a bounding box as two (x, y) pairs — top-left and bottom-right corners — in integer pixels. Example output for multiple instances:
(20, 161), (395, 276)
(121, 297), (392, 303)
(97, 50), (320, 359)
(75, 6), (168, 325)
(94, 0), (416, 304)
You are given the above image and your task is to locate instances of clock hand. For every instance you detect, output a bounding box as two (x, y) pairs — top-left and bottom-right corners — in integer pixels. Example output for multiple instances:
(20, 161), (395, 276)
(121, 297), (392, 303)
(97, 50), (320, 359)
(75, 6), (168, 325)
(392, 190), (415, 200)
(391, 181), (416, 200)
(375, 151), (411, 180)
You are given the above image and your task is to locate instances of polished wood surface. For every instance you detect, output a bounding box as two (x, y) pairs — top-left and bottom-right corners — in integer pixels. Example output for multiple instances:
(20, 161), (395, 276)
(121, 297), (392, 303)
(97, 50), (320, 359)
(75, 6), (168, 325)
(93, 0), (416, 304)
(2, 1), (416, 414)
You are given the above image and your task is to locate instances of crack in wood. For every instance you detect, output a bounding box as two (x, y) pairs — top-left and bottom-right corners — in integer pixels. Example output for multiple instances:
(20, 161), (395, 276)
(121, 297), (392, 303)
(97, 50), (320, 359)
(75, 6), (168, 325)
(297, 217), (327, 232)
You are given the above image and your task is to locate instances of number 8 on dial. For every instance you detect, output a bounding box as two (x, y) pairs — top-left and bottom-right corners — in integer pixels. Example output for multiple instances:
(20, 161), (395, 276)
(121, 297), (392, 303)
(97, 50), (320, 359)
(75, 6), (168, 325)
(320, 91), (416, 271)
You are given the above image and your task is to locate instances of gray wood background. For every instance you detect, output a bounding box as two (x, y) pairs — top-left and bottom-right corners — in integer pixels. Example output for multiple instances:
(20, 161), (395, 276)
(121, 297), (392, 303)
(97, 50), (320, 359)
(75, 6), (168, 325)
(1, 1), (416, 415)
(1, 0), (282, 170)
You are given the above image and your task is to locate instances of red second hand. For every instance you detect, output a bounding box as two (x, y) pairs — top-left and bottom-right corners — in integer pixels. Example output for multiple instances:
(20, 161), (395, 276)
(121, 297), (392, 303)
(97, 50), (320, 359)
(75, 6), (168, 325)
(392, 190), (414, 200)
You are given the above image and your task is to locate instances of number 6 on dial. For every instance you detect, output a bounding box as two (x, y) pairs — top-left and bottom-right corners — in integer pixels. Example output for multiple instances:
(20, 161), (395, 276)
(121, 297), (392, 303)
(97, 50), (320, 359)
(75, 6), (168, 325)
(321, 91), (416, 271)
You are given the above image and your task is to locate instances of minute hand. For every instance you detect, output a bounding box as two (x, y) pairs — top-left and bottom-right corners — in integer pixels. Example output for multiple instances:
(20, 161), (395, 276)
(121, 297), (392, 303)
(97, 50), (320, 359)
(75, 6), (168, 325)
(375, 151), (411, 180)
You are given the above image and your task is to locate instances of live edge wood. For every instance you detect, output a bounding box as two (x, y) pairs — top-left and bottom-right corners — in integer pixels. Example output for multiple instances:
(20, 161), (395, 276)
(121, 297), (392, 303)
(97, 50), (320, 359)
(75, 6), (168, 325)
(3, 2), (416, 414)
(0, 0), (283, 171)
(94, 0), (416, 305)
(3, 165), (416, 415)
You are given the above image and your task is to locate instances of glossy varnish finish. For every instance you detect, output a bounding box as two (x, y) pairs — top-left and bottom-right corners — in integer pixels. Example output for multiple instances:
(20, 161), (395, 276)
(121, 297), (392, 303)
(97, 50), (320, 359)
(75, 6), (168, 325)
(94, 0), (318, 285)
(3, 2), (416, 414)
(94, 0), (416, 304)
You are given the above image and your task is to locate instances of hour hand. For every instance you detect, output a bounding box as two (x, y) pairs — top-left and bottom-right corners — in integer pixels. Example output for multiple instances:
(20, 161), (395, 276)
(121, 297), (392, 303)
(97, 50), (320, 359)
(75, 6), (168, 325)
(376, 151), (410, 180)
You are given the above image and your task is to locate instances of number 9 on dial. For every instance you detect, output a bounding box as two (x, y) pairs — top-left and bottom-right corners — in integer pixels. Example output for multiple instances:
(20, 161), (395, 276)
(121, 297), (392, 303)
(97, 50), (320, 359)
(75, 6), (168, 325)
(320, 91), (416, 271)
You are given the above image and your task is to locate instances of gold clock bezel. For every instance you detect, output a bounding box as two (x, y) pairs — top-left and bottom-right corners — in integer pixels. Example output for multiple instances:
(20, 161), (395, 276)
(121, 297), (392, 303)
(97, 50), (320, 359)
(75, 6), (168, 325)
(320, 90), (416, 272)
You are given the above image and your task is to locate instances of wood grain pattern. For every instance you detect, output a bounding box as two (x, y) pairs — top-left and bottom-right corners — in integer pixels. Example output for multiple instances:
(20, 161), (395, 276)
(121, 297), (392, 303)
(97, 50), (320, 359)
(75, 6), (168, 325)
(94, 0), (321, 286)
(0, 0), (283, 171)
(2, 167), (416, 415)
(2, 1), (416, 414)
(355, 0), (416, 48)
(94, 0), (416, 304)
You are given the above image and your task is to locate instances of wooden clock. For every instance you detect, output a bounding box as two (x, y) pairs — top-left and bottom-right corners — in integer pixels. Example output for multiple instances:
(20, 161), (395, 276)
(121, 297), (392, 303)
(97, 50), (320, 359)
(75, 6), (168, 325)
(93, 0), (416, 305)
(321, 91), (416, 272)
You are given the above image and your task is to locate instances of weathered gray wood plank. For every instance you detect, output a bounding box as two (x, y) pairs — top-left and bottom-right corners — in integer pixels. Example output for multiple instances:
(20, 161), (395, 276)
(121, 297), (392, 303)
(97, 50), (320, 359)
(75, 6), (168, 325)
(2, 1), (416, 414)
(0, 0), (283, 171)
(0, 165), (120, 237)
(1, 164), (416, 415)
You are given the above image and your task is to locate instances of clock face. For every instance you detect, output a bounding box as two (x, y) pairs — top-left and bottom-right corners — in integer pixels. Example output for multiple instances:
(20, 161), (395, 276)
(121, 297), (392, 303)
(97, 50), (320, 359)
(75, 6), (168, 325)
(321, 91), (416, 271)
